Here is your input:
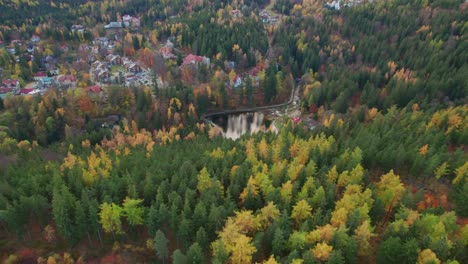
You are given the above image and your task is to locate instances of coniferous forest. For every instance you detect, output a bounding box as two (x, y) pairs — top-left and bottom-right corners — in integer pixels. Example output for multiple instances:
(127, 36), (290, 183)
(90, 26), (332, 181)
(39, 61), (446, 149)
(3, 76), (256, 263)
(0, 0), (467, 263)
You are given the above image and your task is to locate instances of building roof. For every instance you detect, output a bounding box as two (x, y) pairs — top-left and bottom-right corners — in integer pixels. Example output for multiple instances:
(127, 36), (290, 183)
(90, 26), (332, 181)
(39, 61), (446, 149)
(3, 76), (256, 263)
(123, 15), (132, 22)
(34, 71), (47, 78)
(18, 88), (34, 95)
(3, 79), (19, 86)
(182, 54), (205, 66)
(248, 66), (263, 77)
(104, 22), (123, 29)
(0, 87), (13, 94)
(87, 85), (103, 93)
(58, 75), (77, 83)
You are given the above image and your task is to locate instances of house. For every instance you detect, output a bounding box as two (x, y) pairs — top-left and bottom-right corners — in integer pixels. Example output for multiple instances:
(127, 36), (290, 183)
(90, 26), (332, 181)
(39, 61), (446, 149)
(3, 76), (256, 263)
(91, 60), (105, 69)
(270, 16), (280, 23)
(87, 85), (104, 99)
(17, 88), (34, 95)
(233, 76), (243, 88)
(104, 22), (123, 29)
(182, 54), (210, 67)
(127, 63), (142, 73)
(27, 45), (35, 53)
(165, 40), (174, 49)
(90, 60), (111, 82)
(106, 54), (122, 65)
(259, 10), (270, 23)
(71, 25), (85, 34)
(231, 10), (242, 19)
(325, 1), (341, 10)
(57, 75), (77, 88)
(31, 35), (41, 43)
(131, 17), (141, 28)
(123, 15), (132, 26)
(159, 46), (175, 59)
(34, 72), (47, 81)
(247, 66), (262, 86)
(29, 89), (42, 95)
(107, 42), (115, 50)
(94, 37), (109, 47)
(87, 85), (102, 93)
(37, 77), (53, 88)
(0, 87), (13, 95)
(123, 15), (141, 27)
(97, 69), (110, 81)
(11, 40), (22, 46)
(90, 45), (100, 54)
(226, 61), (236, 70)
(122, 15), (141, 28)
(2, 79), (20, 90)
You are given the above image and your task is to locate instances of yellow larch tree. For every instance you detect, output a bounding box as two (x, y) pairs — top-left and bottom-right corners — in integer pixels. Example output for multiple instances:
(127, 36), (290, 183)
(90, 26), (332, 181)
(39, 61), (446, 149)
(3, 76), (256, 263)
(311, 242), (333, 262)
(354, 220), (375, 256)
(291, 200), (313, 225)
(417, 249), (441, 264)
(376, 170), (405, 212)
(230, 234), (256, 264)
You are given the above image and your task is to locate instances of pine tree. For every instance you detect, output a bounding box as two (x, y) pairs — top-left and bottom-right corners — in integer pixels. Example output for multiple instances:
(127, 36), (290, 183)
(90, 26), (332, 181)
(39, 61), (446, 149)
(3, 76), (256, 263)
(155, 229), (169, 264)
(187, 242), (206, 264)
(172, 249), (187, 264)
(52, 186), (76, 243)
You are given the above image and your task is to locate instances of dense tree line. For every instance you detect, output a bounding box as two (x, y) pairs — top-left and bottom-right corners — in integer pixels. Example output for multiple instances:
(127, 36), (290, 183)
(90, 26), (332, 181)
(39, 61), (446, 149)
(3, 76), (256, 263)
(0, 85), (197, 146)
(0, 119), (466, 262)
(273, 0), (467, 112)
(158, 11), (268, 64)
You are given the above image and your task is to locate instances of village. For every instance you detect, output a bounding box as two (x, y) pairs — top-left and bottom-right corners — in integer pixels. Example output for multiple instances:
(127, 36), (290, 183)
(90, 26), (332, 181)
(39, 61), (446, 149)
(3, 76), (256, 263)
(0, 8), (272, 102)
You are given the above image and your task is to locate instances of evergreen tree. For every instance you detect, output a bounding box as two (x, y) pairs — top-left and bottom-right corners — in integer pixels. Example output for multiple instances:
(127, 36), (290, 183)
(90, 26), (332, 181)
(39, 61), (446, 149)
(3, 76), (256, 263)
(155, 229), (170, 264)
(172, 249), (187, 264)
(187, 242), (206, 264)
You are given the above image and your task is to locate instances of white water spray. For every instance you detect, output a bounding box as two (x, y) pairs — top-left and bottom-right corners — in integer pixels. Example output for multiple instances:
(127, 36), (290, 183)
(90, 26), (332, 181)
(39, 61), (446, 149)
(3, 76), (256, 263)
(224, 112), (265, 140)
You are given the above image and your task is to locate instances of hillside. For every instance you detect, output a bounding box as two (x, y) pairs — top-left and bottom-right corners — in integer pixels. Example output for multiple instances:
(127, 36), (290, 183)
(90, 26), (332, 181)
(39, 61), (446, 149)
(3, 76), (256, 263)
(0, 0), (466, 263)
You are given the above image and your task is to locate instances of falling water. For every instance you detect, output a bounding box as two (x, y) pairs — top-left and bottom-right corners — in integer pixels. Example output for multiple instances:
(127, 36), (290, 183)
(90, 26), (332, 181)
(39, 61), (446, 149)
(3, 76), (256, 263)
(224, 112), (265, 140)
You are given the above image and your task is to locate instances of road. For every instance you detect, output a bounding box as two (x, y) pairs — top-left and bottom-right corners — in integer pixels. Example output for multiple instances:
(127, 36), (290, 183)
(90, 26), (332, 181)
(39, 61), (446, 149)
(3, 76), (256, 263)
(201, 81), (301, 125)
(201, 0), (299, 126)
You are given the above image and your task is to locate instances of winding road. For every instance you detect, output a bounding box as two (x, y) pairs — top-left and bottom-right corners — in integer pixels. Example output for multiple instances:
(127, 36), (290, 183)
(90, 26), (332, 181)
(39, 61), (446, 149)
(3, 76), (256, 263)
(201, 2), (300, 126)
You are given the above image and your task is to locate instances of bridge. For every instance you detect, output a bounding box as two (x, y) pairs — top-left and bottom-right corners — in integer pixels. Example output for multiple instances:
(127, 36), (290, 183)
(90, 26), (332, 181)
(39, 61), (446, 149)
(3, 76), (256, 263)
(201, 81), (301, 126)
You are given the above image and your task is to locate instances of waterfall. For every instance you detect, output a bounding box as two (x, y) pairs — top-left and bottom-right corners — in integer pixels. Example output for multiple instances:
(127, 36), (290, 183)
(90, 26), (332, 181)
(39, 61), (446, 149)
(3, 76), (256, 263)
(224, 112), (265, 140)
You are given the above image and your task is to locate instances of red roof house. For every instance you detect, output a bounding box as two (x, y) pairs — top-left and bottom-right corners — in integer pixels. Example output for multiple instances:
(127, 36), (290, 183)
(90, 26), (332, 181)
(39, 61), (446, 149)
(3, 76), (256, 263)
(87, 85), (103, 94)
(58, 75), (77, 88)
(2, 79), (20, 89)
(0, 87), (13, 94)
(182, 54), (208, 66)
(34, 71), (47, 80)
(18, 88), (34, 95)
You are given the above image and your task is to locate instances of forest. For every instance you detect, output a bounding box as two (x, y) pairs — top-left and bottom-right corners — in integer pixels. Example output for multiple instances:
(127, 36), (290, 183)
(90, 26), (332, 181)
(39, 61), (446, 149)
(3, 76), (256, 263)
(0, 115), (466, 263)
(0, 0), (467, 263)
